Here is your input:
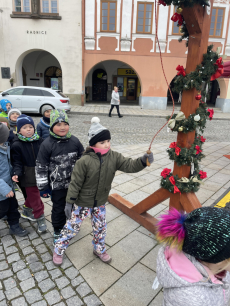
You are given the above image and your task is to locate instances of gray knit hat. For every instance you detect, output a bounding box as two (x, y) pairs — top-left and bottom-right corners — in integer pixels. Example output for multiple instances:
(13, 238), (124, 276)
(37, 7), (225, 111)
(42, 105), (53, 116)
(0, 123), (9, 144)
(88, 117), (111, 146)
(8, 108), (21, 120)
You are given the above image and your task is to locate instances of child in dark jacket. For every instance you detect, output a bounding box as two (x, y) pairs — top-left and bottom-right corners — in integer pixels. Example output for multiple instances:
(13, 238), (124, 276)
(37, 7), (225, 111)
(36, 109), (84, 243)
(37, 105), (53, 139)
(52, 117), (154, 266)
(11, 115), (47, 233)
(0, 123), (28, 236)
(8, 108), (21, 133)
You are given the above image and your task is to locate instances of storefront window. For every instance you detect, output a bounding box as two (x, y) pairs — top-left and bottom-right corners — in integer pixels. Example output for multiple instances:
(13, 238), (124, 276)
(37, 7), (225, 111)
(117, 77), (124, 96)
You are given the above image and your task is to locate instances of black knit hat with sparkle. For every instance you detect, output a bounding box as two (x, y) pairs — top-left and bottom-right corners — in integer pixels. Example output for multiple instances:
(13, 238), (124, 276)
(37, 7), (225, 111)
(182, 207), (230, 263)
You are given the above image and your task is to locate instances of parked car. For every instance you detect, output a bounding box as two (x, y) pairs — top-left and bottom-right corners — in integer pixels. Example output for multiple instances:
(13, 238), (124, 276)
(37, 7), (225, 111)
(0, 86), (71, 114)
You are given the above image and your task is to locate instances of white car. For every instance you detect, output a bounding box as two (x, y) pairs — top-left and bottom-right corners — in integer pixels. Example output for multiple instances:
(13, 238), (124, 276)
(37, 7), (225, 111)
(0, 86), (71, 114)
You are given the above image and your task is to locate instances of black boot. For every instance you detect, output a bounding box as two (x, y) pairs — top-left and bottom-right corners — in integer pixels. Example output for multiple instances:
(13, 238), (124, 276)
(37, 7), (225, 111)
(9, 223), (28, 237)
(109, 114), (112, 117)
(118, 115), (123, 118)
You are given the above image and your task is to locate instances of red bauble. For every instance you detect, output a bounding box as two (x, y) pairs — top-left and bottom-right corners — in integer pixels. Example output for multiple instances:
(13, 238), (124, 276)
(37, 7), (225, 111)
(195, 94), (202, 100)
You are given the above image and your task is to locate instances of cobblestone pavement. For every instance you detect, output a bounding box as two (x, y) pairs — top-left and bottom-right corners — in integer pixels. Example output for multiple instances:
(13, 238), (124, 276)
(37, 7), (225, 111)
(0, 201), (103, 306)
(31, 113), (230, 148)
(2, 112), (230, 306)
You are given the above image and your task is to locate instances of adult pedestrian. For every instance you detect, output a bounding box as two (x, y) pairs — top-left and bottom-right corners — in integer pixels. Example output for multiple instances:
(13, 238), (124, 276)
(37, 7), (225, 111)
(109, 86), (123, 118)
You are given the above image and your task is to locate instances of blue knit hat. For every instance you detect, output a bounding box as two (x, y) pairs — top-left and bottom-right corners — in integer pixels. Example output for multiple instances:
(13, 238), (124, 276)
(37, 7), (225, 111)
(17, 114), (35, 132)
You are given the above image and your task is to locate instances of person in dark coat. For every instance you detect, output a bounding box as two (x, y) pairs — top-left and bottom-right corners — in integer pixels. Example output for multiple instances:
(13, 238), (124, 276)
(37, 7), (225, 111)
(0, 123), (28, 237)
(37, 105), (53, 139)
(36, 109), (84, 244)
(11, 115), (47, 233)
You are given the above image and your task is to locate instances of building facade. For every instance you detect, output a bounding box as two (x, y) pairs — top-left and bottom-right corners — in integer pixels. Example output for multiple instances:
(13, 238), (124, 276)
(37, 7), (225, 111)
(1, 0), (230, 111)
(83, 0), (230, 111)
(0, 0), (82, 104)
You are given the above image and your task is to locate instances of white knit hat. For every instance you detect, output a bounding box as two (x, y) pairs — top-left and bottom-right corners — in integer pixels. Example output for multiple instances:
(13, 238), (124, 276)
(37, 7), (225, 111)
(88, 117), (110, 146)
(8, 108), (21, 119)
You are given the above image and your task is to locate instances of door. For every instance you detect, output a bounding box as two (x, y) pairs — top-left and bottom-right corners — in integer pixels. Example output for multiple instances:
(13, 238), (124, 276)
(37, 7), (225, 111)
(127, 78), (136, 100)
(2, 87), (24, 109)
(92, 69), (107, 101)
(21, 88), (44, 112)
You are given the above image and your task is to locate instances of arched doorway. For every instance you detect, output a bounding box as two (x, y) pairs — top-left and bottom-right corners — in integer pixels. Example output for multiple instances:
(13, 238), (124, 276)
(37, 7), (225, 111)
(92, 69), (107, 101)
(85, 60), (142, 104)
(44, 66), (62, 91)
(15, 49), (62, 90)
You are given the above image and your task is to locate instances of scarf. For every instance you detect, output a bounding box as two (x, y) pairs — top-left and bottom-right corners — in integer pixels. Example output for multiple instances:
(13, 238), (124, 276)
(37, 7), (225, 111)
(90, 146), (110, 155)
(17, 132), (40, 142)
(50, 130), (71, 139)
(8, 119), (17, 127)
(43, 116), (50, 124)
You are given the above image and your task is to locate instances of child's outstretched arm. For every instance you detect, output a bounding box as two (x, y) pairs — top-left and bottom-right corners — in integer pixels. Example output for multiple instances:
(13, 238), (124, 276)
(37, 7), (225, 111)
(35, 142), (51, 191)
(115, 151), (154, 173)
(66, 159), (87, 205)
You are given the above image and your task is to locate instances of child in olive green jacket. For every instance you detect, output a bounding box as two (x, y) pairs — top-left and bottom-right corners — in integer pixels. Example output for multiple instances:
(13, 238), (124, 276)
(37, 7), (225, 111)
(53, 117), (154, 266)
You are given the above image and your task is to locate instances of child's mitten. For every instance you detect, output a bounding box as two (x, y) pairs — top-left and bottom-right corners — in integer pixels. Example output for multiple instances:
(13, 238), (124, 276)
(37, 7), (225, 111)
(65, 203), (73, 219)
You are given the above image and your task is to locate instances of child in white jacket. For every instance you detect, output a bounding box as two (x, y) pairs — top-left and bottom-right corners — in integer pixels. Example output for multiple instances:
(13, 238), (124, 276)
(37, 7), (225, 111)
(155, 207), (230, 306)
(109, 86), (123, 118)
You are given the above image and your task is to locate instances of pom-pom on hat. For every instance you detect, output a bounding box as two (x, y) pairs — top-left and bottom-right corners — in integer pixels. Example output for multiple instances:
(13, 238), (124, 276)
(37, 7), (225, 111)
(88, 117), (111, 146)
(157, 207), (230, 263)
(17, 114), (35, 132)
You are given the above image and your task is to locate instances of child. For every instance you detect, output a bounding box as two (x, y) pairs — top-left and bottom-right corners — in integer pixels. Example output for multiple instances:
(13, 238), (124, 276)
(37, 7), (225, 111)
(0, 99), (12, 118)
(0, 123), (28, 236)
(52, 117), (154, 266)
(36, 109), (84, 243)
(37, 105), (53, 139)
(11, 114), (47, 233)
(155, 207), (230, 306)
(109, 86), (123, 118)
(8, 108), (21, 132)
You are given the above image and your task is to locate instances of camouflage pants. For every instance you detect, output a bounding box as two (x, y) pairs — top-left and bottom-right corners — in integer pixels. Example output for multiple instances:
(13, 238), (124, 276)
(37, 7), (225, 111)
(54, 204), (107, 255)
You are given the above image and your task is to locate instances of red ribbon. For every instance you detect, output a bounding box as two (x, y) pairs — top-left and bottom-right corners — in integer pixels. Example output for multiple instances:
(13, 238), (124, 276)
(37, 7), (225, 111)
(176, 65), (186, 77)
(169, 176), (181, 194)
(210, 57), (224, 81)
(171, 13), (184, 26)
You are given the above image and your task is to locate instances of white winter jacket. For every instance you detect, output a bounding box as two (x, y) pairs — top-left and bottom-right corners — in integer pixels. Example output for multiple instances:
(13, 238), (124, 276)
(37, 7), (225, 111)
(157, 246), (230, 306)
(111, 90), (120, 105)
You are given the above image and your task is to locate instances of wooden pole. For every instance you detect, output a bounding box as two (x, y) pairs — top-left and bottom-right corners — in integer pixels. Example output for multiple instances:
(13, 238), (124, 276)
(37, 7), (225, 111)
(109, 1), (213, 233)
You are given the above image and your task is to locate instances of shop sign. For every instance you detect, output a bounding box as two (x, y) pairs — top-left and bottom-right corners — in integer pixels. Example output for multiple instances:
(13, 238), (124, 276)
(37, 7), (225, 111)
(27, 31), (47, 34)
(51, 78), (58, 90)
(117, 68), (136, 76)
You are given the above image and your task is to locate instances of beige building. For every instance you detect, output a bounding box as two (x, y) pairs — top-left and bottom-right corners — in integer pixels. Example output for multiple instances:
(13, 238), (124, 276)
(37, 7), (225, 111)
(0, 0), (82, 104)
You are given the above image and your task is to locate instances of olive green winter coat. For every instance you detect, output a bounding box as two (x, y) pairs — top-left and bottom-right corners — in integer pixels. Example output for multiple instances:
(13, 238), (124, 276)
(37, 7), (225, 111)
(66, 148), (145, 207)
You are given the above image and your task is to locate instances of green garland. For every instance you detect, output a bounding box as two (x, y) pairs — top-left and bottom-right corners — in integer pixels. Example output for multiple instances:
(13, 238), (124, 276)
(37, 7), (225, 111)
(173, 45), (218, 98)
(178, 23), (189, 47)
(167, 102), (210, 133)
(160, 174), (201, 194)
(167, 134), (205, 167)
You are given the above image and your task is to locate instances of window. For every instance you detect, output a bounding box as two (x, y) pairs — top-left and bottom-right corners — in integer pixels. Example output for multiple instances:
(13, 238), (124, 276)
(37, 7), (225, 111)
(14, 0), (31, 12)
(210, 8), (225, 37)
(136, 2), (153, 34)
(57, 92), (68, 98)
(5, 88), (25, 95)
(42, 90), (54, 97)
(101, 1), (116, 32)
(172, 6), (181, 35)
(41, 0), (58, 13)
(24, 88), (43, 96)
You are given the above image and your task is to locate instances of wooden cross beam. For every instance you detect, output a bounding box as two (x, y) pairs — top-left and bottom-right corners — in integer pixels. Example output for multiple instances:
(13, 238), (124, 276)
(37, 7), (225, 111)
(108, 1), (213, 234)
